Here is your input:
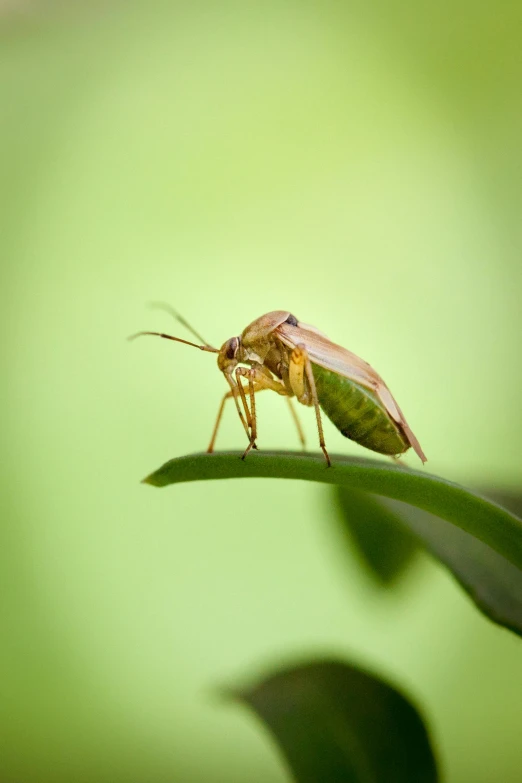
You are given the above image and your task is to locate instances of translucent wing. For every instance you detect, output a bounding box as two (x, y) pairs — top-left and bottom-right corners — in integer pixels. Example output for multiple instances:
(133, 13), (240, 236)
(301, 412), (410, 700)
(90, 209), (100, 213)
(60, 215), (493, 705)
(277, 321), (427, 463)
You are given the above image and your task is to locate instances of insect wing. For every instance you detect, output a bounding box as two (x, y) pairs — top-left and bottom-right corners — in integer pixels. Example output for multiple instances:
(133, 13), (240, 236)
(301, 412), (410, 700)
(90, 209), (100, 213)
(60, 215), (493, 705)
(277, 322), (377, 386)
(277, 321), (427, 463)
(241, 311), (292, 344)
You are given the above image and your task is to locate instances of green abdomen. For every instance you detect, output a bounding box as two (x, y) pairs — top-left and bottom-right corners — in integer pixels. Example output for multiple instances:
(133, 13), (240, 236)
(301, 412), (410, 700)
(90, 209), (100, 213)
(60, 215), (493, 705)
(312, 364), (409, 456)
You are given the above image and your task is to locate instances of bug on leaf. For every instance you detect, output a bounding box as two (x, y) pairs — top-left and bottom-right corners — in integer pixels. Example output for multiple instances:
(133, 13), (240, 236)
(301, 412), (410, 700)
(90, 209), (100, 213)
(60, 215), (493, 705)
(130, 307), (426, 467)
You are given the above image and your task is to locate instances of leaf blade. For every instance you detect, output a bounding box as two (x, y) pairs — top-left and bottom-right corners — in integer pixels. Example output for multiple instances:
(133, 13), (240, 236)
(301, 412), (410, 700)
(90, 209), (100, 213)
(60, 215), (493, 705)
(330, 487), (522, 635)
(232, 659), (438, 783)
(381, 496), (522, 636)
(143, 451), (522, 572)
(332, 487), (419, 584)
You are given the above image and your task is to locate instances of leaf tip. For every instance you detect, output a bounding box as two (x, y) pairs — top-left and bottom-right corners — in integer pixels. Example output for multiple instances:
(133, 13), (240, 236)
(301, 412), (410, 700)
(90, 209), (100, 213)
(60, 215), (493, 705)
(209, 685), (244, 706)
(141, 473), (161, 486)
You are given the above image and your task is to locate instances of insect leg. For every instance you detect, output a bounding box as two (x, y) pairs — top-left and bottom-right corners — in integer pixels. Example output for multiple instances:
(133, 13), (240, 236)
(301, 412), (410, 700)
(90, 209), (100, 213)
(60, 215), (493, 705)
(234, 366), (290, 460)
(235, 365), (287, 429)
(209, 377), (276, 453)
(207, 388), (245, 453)
(286, 397), (306, 449)
(225, 374), (253, 446)
(291, 344), (331, 467)
(241, 371), (258, 460)
(235, 367), (263, 458)
(234, 368), (254, 434)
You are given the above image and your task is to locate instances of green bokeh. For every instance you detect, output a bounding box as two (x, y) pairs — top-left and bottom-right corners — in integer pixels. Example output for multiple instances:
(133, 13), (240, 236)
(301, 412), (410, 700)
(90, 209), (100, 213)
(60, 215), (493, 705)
(1, 2), (521, 781)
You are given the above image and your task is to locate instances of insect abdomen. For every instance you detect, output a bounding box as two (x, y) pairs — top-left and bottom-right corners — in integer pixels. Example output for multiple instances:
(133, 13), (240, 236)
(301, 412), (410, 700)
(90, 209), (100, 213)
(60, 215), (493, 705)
(312, 364), (409, 456)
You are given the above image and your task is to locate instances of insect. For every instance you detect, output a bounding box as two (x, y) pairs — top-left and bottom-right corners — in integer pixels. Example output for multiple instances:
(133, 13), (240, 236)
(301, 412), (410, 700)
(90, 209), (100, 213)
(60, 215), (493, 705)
(130, 307), (426, 467)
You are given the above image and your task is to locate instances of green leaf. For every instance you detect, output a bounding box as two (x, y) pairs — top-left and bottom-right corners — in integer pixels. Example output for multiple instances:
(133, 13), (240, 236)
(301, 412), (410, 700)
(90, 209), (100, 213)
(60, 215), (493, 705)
(143, 451), (522, 572)
(231, 659), (438, 783)
(379, 494), (522, 637)
(332, 487), (419, 584)
(486, 490), (522, 519)
(332, 488), (522, 636)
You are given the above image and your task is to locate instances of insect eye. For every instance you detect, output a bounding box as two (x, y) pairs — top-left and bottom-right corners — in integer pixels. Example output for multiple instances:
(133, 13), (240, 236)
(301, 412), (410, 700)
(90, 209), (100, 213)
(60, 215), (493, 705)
(285, 314), (298, 326)
(226, 337), (239, 360)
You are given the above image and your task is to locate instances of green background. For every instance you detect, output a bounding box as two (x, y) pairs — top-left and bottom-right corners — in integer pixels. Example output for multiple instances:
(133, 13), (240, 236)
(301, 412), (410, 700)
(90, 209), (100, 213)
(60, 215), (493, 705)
(1, 2), (521, 781)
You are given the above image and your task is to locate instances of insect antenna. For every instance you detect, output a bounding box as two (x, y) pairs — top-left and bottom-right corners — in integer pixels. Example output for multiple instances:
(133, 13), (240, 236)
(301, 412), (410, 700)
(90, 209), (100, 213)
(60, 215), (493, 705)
(127, 331), (219, 353)
(149, 301), (212, 347)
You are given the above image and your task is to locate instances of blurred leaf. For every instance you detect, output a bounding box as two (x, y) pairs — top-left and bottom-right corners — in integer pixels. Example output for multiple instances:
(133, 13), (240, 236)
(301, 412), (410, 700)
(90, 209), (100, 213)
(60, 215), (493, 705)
(379, 492), (522, 637)
(332, 487), (419, 584)
(486, 491), (522, 519)
(330, 484), (522, 636)
(144, 451), (522, 573)
(231, 659), (438, 783)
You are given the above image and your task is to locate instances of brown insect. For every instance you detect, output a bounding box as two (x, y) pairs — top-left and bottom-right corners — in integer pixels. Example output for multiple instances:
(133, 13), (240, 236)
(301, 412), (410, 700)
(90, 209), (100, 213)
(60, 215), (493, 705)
(131, 306), (426, 467)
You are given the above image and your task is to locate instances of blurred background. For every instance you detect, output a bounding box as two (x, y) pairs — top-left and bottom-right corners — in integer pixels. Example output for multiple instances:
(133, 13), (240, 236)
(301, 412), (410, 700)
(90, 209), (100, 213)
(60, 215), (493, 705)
(1, 1), (521, 781)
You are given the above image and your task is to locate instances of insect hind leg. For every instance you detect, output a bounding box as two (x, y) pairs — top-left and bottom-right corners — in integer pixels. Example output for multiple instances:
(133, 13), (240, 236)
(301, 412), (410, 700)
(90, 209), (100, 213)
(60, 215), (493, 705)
(289, 344), (331, 467)
(286, 397), (306, 449)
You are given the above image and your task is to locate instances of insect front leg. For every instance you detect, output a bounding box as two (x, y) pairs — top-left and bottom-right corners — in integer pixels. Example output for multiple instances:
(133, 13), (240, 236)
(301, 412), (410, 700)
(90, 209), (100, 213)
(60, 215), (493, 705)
(289, 344), (331, 467)
(235, 366), (288, 460)
(234, 368), (254, 436)
(211, 372), (286, 453)
(249, 364), (306, 448)
(207, 386), (252, 453)
(239, 369), (257, 460)
(222, 374), (255, 448)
